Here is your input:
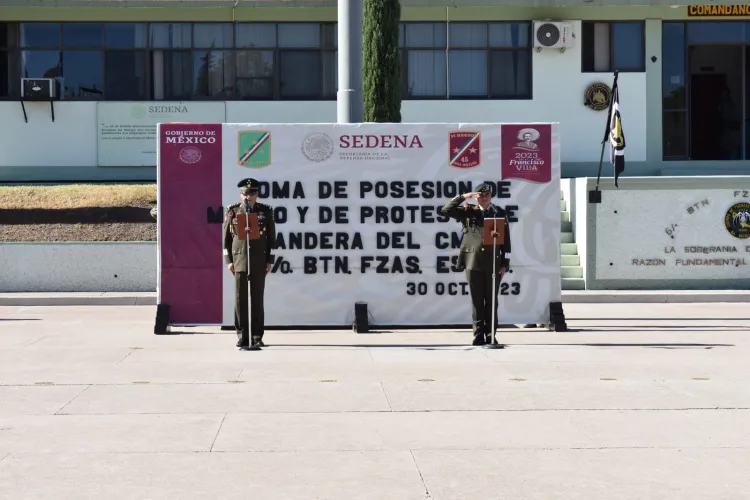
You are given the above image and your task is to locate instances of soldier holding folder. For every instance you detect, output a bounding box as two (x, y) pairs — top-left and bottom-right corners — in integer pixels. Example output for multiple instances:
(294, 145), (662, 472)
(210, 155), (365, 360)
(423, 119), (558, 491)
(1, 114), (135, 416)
(223, 178), (276, 350)
(441, 182), (512, 346)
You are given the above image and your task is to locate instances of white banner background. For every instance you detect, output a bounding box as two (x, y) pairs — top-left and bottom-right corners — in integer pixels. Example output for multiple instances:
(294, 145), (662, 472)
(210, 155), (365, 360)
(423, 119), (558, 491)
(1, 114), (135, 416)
(220, 123), (561, 326)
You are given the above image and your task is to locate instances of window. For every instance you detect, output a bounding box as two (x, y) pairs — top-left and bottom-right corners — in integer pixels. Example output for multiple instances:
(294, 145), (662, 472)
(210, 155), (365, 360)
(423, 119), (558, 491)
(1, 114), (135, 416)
(662, 22), (687, 159)
(401, 21), (532, 99)
(277, 22), (336, 99)
(1, 21), (338, 101)
(11, 22), (148, 100)
(582, 21), (645, 72)
(0, 23), (19, 98)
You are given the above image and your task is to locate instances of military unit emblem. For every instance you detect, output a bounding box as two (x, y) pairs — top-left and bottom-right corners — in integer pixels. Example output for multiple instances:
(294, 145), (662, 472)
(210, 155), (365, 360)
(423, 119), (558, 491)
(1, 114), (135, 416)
(584, 82), (612, 111)
(725, 202), (750, 239)
(448, 131), (481, 169)
(238, 130), (271, 168)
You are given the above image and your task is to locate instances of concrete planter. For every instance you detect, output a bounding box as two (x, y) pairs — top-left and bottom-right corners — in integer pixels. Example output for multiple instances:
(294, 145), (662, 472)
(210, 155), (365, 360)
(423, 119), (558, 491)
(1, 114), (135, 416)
(0, 242), (156, 292)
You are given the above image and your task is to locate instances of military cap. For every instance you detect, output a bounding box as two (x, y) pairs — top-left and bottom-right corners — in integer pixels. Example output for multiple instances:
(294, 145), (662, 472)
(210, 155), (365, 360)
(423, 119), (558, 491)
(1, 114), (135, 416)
(238, 178), (259, 193)
(475, 182), (492, 194)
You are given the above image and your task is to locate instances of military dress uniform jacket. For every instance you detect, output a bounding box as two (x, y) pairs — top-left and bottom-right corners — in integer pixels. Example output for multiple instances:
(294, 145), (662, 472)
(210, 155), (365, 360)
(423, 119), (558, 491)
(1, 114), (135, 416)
(223, 201), (276, 273)
(441, 196), (512, 273)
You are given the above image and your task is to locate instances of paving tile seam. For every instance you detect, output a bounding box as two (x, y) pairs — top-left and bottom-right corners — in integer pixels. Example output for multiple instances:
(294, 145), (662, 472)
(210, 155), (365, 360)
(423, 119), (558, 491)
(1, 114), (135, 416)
(209, 414), (227, 453)
(46, 407), (750, 416)
(1, 447), (749, 458)
(380, 382), (393, 411)
(115, 349), (138, 365)
(560, 411), (603, 447)
(0, 379), (739, 387)
(54, 385), (92, 415)
(205, 446), (750, 453)
(409, 449), (432, 499)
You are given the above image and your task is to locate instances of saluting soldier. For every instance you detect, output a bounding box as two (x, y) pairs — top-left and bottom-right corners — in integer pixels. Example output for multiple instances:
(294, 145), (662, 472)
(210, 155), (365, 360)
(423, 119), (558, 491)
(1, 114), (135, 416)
(223, 178), (276, 350)
(441, 182), (512, 346)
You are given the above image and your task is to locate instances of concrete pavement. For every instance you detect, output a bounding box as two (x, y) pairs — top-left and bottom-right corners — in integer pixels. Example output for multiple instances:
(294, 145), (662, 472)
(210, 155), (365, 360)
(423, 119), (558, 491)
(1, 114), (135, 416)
(0, 303), (749, 499)
(1, 289), (750, 306)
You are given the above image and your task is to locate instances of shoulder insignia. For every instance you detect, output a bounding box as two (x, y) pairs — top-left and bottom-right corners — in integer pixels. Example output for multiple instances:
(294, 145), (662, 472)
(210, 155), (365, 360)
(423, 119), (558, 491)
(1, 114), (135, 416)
(259, 202), (273, 211)
(225, 203), (240, 221)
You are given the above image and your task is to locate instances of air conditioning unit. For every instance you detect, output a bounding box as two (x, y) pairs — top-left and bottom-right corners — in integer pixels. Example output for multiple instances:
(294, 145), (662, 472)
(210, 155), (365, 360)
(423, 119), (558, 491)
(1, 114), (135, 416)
(21, 78), (57, 101)
(533, 21), (574, 52)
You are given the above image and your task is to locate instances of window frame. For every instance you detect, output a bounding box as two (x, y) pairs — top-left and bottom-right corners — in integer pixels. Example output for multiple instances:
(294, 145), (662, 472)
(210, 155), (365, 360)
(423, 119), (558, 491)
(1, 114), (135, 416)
(581, 20), (646, 73)
(1, 21), (339, 102)
(400, 20), (533, 100)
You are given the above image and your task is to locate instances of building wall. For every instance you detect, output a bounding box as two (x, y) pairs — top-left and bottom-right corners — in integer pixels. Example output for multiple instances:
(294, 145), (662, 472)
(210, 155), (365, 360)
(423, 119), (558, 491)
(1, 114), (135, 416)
(0, 5), (748, 182)
(0, 47), (648, 177)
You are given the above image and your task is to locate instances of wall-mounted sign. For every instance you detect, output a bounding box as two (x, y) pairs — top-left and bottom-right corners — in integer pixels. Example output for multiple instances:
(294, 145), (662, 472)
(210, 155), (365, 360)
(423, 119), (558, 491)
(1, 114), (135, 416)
(583, 82), (612, 112)
(688, 5), (750, 17)
(97, 102), (226, 167)
(594, 189), (750, 282)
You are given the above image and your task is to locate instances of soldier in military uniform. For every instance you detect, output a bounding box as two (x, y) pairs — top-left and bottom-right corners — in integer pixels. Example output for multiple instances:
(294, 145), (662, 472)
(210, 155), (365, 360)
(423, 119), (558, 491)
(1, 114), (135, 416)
(223, 178), (276, 350)
(441, 182), (512, 346)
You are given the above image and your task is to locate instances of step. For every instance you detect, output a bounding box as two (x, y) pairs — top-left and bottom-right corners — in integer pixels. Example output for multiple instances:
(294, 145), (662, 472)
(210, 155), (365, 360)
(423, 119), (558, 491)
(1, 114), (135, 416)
(561, 254), (580, 266)
(560, 199), (566, 211)
(561, 266), (583, 278)
(561, 211), (570, 223)
(561, 277), (586, 290)
(561, 243), (577, 255)
(561, 221), (572, 232)
(561, 232), (574, 244)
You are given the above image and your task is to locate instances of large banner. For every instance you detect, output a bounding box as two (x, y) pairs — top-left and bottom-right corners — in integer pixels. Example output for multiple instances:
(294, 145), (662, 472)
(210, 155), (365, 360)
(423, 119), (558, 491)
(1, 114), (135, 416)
(157, 122), (562, 327)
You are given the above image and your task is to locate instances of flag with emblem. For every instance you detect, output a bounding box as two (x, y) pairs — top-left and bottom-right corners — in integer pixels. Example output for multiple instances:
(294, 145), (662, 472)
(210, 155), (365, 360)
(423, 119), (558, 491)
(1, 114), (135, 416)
(238, 130), (271, 168)
(609, 82), (625, 187)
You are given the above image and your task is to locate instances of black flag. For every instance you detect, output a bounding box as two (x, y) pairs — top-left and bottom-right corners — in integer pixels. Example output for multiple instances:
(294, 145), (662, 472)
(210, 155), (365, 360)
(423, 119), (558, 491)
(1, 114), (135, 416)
(609, 82), (625, 187)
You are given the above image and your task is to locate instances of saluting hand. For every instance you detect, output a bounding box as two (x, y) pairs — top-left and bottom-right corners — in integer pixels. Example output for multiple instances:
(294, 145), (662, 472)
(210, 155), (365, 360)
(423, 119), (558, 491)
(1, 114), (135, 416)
(463, 192), (480, 200)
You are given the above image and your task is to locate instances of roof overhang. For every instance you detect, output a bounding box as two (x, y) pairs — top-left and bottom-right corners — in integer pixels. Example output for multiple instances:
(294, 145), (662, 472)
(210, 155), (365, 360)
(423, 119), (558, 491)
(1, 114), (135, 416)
(0, 0), (741, 7)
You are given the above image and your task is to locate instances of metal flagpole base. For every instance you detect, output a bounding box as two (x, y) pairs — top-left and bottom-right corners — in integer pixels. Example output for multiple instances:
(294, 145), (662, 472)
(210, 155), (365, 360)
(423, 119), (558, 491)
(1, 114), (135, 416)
(486, 216), (504, 350)
(242, 209), (260, 351)
(483, 343), (505, 349)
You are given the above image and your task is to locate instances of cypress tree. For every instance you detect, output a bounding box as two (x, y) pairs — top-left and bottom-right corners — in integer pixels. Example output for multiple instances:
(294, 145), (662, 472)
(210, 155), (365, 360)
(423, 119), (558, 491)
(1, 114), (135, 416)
(362, 0), (402, 122)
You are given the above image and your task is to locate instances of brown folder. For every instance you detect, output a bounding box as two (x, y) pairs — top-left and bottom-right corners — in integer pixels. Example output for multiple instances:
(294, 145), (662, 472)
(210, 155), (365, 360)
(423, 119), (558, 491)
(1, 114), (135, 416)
(236, 213), (260, 240)
(482, 217), (505, 245)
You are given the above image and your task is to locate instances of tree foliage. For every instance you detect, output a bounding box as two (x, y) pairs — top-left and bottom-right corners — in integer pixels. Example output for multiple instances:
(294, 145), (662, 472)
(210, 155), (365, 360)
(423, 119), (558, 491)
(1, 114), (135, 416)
(362, 0), (402, 122)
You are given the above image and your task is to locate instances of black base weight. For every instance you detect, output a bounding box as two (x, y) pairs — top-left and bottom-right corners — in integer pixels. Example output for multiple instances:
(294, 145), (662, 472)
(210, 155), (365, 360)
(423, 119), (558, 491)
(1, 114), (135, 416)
(549, 301), (568, 332)
(588, 189), (602, 204)
(154, 303), (170, 335)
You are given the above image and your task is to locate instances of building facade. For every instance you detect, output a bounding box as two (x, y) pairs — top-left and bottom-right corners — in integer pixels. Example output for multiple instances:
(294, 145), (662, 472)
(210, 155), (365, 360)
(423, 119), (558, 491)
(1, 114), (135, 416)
(1, 0), (749, 182)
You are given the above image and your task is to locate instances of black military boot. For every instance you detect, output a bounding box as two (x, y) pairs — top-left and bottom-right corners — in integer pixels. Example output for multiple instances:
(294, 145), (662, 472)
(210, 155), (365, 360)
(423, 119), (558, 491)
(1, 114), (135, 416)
(472, 321), (486, 345)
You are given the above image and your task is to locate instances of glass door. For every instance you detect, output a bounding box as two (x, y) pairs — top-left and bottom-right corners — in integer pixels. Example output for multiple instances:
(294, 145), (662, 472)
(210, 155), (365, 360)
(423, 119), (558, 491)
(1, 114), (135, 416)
(746, 45), (750, 159)
(688, 44), (744, 160)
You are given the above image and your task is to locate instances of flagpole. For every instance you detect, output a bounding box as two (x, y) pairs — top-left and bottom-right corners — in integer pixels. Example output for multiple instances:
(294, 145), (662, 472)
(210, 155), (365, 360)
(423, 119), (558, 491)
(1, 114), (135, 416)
(589, 70), (619, 204)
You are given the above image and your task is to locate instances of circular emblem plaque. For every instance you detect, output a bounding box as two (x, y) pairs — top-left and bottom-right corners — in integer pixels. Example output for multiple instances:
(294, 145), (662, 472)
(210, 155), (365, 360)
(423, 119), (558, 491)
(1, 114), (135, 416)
(179, 146), (202, 164)
(725, 202), (750, 239)
(301, 132), (334, 162)
(584, 82), (612, 111)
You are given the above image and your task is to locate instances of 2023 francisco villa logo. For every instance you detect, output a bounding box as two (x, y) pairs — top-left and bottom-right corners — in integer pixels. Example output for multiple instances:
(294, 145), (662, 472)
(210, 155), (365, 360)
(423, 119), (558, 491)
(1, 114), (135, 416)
(448, 131), (481, 169)
(238, 130), (272, 168)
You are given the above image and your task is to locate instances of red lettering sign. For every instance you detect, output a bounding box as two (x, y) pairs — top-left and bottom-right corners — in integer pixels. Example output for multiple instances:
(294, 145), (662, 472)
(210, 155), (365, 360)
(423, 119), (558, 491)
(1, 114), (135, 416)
(339, 135), (424, 149)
